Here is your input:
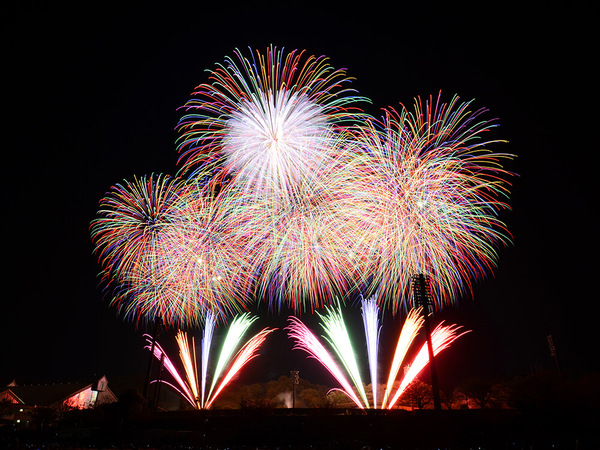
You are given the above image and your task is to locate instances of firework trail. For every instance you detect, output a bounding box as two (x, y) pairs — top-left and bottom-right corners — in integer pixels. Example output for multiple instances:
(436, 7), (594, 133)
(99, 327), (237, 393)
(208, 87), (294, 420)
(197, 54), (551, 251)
(380, 307), (424, 409)
(358, 93), (514, 310)
(144, 335), (197, 407)
(385, 322), (469, 409)
(144, 312), (275, 409)
(287, 297), (468, 409)
(361, 295), (381, 408)
(205, 326), (275, 409)
(175, 328), (200, 408)
(207, 312), (258, 399)
(320, 302), (370, 407)
(200, 310), (216, 408)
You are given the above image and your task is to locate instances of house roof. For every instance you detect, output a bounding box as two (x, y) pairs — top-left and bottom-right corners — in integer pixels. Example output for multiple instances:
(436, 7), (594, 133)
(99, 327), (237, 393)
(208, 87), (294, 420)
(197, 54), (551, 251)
(1, 382), (91, 407)
(1, 375), (116, 407)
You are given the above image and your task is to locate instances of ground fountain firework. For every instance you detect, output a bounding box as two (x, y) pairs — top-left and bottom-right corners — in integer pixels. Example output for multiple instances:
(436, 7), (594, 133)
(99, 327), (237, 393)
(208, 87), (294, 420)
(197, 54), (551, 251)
(144, 311), (275, 409)
(286, 295), (469, 409)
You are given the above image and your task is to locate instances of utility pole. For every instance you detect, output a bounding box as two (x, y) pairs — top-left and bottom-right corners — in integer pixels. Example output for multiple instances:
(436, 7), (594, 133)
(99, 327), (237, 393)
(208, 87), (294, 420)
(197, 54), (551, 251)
(547, 334), (561, 376)
(143, 317), (161, 407)
(413, 274), (441, 410)
(154, 352), (165, 411)
(291, 370), (299, 409)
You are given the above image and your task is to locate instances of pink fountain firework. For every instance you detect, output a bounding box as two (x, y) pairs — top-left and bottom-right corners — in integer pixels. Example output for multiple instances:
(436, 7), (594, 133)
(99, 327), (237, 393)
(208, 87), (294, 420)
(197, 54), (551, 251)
(145, 311), (275, 409)
(286, 295), (469, 409)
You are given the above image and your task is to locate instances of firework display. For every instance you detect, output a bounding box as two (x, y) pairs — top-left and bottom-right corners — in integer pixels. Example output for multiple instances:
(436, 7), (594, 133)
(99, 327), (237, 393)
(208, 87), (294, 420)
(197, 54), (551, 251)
(91, 45), (513, 326)
(286, 295), (469, 409)
(144, 311), (275, 409)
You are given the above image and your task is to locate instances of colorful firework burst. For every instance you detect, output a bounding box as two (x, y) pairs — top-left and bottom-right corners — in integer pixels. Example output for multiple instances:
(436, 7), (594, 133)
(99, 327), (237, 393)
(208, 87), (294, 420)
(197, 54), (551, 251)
(225, 147), (378, 312)
(357, 94), (514, 311)
(91, 47), (515, 328)
(90, 176), (251, 326)
(90, 174), (187, 324)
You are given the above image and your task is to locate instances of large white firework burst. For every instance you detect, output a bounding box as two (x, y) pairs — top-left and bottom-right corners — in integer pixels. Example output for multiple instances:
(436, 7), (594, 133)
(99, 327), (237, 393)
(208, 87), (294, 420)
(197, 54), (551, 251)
(176, 46), (370, 200)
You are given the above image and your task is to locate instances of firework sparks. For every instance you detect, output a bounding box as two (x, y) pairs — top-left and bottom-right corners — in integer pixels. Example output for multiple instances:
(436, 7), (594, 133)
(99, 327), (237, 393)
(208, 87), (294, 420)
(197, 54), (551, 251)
(176, 46), (370, 198)
(385, 322), (468, 409)
(90, 174), (185, 283)
(286, 315), (365, 409)
(205, 326), (275, 409)
(380, 307), (424, 409)
(90, 174), (190, 325)
(151, 182), (254, 322)
(91, 177), (252, 326)
(145, 311), (275, 409)
(358, 93), (514, 310)
(170, 46), (382, 313)
(361, 295), (381, 408)
(230, 165), (376, 312)
(287, 295), (469, 409)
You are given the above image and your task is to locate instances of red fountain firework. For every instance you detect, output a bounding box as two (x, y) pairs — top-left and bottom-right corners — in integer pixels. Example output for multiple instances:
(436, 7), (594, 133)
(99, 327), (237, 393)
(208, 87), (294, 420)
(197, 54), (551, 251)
(286, 295), (469, 409)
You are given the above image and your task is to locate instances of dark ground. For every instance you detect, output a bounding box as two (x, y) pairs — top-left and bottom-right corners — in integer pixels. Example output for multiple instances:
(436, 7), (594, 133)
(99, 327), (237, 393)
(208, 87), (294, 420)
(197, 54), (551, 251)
(3, 407), (599, 449)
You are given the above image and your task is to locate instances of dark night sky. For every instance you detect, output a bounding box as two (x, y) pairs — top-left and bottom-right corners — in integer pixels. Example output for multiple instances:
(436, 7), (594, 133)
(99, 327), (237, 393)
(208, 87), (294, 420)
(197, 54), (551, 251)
(3, 3), (597, 393)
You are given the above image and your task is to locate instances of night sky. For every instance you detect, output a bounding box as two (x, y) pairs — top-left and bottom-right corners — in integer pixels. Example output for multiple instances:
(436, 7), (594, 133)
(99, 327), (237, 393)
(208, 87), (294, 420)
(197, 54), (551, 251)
(3, 3), (597, 393)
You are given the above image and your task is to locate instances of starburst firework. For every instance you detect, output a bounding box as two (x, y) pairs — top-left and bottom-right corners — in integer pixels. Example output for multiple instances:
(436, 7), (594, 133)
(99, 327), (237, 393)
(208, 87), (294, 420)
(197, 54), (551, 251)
(176, 46), (370, 199)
